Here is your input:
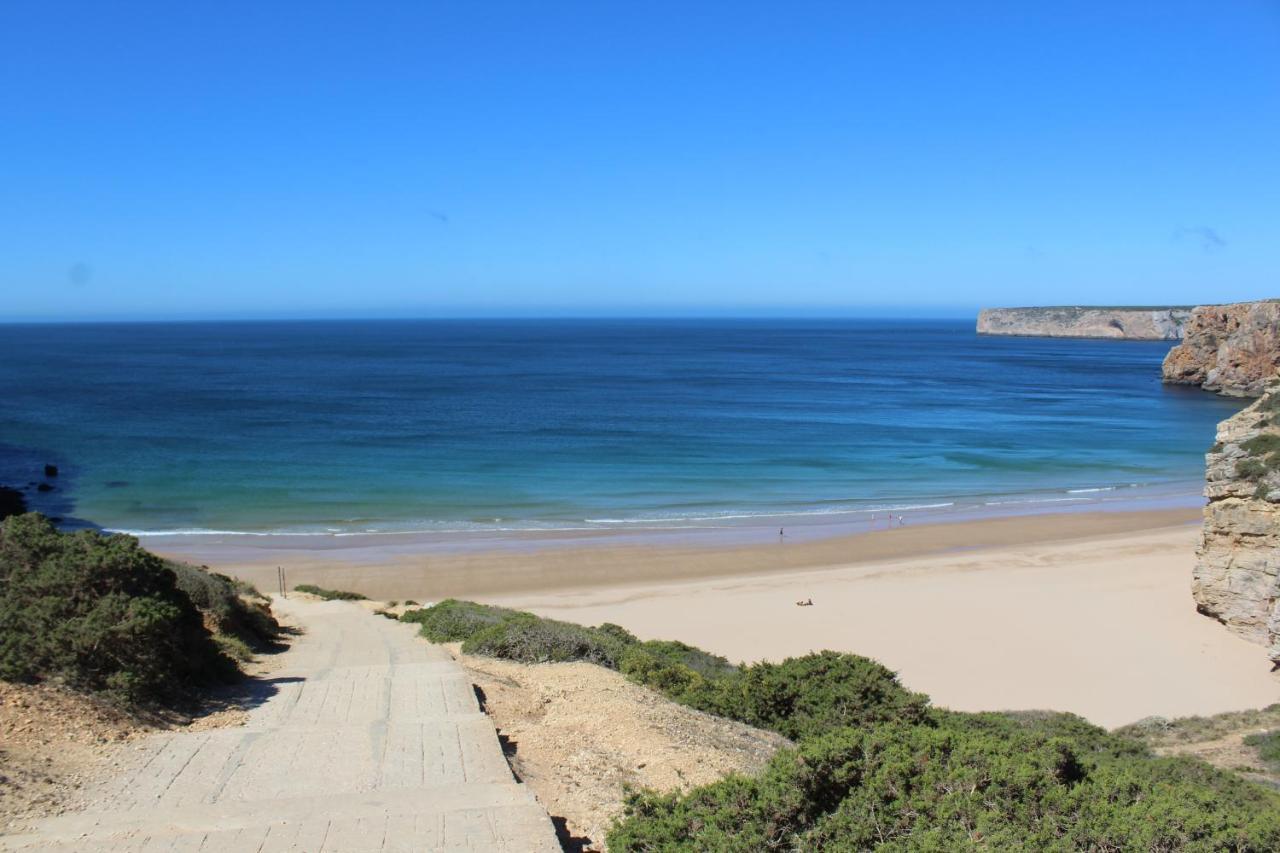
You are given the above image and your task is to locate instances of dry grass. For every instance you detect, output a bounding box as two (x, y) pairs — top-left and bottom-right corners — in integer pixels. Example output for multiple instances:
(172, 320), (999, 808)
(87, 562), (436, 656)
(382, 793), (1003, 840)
(1116, 704), (1280, 788)
(451, 644), (789, 851)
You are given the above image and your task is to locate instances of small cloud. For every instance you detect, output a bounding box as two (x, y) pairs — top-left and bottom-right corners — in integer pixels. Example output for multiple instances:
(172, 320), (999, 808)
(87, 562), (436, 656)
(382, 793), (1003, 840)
(68, 262), (92, 285)
(1174, 226), (1226, 253)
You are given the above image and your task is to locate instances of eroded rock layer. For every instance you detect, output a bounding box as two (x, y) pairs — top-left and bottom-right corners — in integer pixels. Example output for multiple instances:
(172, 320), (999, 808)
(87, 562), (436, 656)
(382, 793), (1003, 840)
(1193, 386), (1280, 663)
(1163, 301), (1280, 397)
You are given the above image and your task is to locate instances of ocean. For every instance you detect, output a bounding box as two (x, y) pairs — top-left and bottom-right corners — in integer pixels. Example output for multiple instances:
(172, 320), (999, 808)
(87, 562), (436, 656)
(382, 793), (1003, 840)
(0, 319), (1243, 537)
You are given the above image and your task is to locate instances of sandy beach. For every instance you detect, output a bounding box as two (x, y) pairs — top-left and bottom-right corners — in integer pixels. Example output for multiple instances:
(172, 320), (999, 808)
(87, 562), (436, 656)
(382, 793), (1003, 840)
(162, 508), (1280, 729)
(482, 520), (1280, 729)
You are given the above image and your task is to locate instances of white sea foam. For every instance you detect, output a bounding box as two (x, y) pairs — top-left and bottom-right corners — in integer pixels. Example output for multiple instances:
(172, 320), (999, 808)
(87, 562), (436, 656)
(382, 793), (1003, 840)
(983, 497), (1089, 506)
(585, 502), (955, 524)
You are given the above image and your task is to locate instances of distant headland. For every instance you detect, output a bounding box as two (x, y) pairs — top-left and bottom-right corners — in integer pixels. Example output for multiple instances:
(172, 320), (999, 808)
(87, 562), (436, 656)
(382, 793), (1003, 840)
(976, 305), (1192, 340)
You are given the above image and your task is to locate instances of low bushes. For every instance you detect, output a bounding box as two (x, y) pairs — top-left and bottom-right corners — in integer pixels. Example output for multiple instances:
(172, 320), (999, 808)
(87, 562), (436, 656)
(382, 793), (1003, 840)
(401, 598), (520, 640)
(463, 613), (633, 667)
(403, 599), (1280, 848)
(402, 599), (636, 667)
(0, 513), (239, 704)
(293, 583), (367, 601)
(1245, 730), (1280, 769)
(401, 600), (924, 739)
(608, 718), (1280, 851)
(169, 562), (279, 659)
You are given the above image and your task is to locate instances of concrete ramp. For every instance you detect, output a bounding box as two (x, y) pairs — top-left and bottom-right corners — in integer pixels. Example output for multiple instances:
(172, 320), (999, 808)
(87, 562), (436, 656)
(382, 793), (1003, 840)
(1, 598), (560, 852)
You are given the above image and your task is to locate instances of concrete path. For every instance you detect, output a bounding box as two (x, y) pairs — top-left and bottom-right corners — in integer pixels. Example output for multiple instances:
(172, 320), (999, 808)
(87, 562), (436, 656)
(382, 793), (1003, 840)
(1, 598), (561, 852)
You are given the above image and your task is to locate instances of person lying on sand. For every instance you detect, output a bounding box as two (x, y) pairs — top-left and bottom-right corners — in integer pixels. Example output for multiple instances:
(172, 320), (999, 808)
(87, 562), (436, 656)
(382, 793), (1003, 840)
(796, 598), (813, 606)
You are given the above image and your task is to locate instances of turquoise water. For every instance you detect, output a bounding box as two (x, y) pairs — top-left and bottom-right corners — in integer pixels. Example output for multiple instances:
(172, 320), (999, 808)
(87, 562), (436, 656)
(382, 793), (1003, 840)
(0, 319), (1242, 535)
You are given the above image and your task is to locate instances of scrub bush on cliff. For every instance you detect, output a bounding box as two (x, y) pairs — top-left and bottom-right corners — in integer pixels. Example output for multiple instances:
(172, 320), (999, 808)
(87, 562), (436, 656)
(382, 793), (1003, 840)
(621, 647), (926, 741)
(608, 717), (1280, 851)
(169, 562), (280, 657)
(0, 513), (237, 704)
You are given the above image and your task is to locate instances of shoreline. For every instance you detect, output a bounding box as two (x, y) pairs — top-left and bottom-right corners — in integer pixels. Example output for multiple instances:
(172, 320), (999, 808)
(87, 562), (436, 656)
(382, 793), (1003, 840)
(151, 506), (1203, 601)
(150, 503), (1280, 729)
(162, 504), (1280, 728)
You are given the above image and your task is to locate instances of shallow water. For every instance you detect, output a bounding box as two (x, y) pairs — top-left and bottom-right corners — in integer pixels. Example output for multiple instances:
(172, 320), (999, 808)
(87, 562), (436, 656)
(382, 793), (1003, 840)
(0, 318), (1242, 535)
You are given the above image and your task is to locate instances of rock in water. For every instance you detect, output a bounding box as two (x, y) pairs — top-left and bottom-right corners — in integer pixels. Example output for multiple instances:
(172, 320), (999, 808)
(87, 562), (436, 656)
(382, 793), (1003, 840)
(1163, 301), (1280, 397)
(43, 464), (59, 478)
(1192, 384), (1280, 663)
(0, 485), (27, 520)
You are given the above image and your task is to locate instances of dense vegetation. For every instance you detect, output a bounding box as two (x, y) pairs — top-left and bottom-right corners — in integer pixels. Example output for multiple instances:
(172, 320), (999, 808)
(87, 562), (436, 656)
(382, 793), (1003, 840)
(294, 583), (367, 601)
(403, 599), (1280, 850)
(0, 513), (276, 705)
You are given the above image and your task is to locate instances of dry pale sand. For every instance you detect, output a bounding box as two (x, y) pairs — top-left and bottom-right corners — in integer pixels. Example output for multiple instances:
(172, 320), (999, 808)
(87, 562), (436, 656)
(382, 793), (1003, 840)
(175, 509), (1280, 729)
(477, 522), (1280, 729)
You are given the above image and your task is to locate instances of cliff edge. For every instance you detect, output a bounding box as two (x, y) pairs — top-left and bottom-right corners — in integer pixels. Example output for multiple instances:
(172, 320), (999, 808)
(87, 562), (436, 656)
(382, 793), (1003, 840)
(1193, 385), (1280, 664)
(1162, 301), (1280, 397)
(977, 306), (1190, 340)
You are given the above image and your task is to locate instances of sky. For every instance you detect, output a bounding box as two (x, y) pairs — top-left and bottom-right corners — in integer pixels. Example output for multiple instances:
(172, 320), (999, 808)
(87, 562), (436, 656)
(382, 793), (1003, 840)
(2, 1), (1279, 321)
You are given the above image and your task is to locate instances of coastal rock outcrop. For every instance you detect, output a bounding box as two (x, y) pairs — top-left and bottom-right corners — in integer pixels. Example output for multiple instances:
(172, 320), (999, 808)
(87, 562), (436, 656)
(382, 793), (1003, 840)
(1192, 385), (1280, 663)
(1162, 301), (1280, 397)
(976, 306), (1190, 340)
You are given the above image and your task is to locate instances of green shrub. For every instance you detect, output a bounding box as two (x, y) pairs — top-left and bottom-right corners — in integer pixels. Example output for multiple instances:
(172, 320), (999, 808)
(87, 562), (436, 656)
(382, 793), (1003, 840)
(702, 651), (929, 740)
(634, 639), (736, 678)
(461, 612), (634, 667)
(1237, 458), (1268, 481)
(400, 598), (521, 641)
(214, 633), (255, 662)
(293, 583), (367, 601)
(1242, 434), (1280, 456)
(391, 599), (1280, 847)
(406, 601), (924, 743)
(608, 722), (1280, 851)
(170, 562), (279, 651)
(0, 513), (237, 704)
(1245, 730), (1280, 768)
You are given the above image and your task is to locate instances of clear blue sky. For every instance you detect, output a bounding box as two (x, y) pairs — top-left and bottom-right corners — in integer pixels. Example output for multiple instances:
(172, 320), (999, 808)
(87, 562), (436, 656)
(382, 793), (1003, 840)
(3, 2), (1278, 320)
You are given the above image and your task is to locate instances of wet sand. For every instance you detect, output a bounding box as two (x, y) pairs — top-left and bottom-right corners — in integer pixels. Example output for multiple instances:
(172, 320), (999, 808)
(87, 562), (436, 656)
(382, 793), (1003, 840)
(153, 507), (1200, 601)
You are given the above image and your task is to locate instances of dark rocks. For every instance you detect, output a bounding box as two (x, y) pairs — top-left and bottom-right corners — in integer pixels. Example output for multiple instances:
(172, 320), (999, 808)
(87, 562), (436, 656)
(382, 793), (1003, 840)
(44, 464), (59, 478)
(0, 485), (28, 520)
(36, 483), (54, 493)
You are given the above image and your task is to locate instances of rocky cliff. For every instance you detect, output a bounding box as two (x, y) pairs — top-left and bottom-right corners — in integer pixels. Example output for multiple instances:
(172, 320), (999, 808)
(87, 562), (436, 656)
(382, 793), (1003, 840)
(1162, 301), (1280, 397)
(1192, 385), (1280, 664)
(976, 307), (1190, 340)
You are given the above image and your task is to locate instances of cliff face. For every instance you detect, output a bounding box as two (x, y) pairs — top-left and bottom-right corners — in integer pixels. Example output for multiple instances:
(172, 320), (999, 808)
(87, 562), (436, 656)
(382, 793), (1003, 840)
(976, 307), (1189, 340)
(1192, 385), (1280, 663)
(1162, 301), (1280, 397)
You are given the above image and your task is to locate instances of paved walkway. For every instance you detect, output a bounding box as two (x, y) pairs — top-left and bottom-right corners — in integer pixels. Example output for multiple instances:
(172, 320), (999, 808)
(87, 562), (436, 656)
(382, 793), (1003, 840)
(1, 598), (560, 852)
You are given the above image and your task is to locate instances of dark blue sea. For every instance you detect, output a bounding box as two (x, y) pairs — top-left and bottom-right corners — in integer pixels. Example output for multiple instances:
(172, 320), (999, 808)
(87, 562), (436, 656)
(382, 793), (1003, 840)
(0, 319), (1243, 536)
